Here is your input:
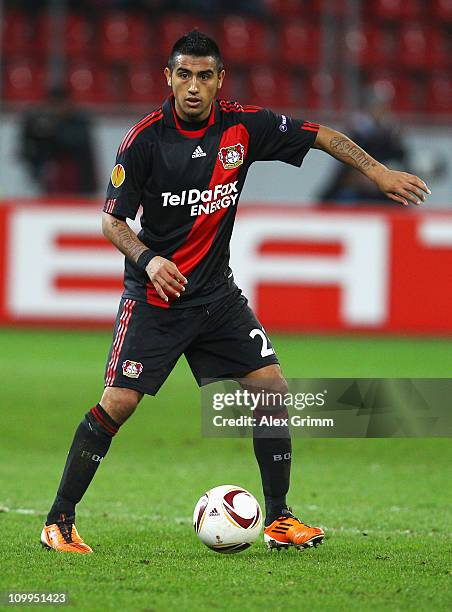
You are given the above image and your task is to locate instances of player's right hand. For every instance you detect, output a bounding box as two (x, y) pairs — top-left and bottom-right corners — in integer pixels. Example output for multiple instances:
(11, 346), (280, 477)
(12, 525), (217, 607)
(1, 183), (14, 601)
(145, 256), (187, 302)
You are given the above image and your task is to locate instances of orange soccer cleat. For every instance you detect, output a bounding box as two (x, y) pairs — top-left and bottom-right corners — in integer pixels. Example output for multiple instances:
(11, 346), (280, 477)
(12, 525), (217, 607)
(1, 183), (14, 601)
(40, 517), (93, 554)
(264, 509), (325, 551)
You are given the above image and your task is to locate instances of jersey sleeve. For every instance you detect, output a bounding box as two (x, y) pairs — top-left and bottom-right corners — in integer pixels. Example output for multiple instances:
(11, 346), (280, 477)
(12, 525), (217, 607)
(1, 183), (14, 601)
(103, 139), (151, 219)
(245, 108), (319, 167)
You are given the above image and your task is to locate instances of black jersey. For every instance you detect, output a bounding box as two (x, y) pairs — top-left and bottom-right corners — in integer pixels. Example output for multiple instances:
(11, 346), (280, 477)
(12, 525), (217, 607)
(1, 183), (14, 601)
(104, 95), (319, 309)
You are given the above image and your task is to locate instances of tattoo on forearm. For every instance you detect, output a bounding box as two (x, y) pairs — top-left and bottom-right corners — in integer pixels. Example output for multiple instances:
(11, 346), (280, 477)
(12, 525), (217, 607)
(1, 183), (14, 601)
(109, 219), (147, 263)
(329, 137), (376, 172)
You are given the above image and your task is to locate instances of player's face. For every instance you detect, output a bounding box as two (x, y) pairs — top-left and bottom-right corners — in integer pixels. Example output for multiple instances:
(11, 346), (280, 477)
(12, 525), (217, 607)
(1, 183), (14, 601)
(164, 55), (225, 122)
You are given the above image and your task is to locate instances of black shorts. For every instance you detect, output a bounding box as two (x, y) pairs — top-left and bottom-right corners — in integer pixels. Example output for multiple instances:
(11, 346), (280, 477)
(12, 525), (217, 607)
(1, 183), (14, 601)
(104, 288), (279, 396)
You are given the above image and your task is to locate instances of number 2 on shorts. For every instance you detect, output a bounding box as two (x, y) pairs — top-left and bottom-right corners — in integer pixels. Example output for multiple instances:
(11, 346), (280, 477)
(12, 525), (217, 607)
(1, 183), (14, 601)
(249, 328), (275, 357)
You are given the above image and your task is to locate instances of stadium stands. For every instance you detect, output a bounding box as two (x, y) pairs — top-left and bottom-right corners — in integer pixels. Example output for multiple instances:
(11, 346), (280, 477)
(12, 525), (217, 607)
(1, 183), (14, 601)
(279, 21), (321, 67)
(67, 62), (115, 104)
(99, 12), (151, 63)
(1, 3), (450, 116)
(3, 58), (46, 102)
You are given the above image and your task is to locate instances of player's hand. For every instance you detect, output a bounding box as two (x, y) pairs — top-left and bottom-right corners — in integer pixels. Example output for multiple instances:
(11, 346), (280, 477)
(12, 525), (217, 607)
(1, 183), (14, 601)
(374, 168), (431, 207)
(145, 256), (187, 303)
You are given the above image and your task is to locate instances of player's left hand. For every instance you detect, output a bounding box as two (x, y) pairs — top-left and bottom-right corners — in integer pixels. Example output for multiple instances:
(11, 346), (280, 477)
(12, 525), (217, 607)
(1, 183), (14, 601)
(374, 168), (431, 207)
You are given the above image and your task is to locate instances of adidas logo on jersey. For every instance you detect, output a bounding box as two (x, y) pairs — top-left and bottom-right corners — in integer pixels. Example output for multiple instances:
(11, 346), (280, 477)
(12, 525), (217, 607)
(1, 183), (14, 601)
(209, 507), (220, 517)
(192, 146), (207, 158)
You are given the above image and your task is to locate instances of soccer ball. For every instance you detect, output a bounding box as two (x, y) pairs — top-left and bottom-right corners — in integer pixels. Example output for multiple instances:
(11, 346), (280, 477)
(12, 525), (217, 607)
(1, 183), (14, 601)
(193, 485), (262, 553)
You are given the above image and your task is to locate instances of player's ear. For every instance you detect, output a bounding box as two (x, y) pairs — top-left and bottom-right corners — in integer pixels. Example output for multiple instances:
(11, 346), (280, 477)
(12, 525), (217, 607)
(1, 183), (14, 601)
(164, 66), (172, 87)
(217, 69), (225, 90)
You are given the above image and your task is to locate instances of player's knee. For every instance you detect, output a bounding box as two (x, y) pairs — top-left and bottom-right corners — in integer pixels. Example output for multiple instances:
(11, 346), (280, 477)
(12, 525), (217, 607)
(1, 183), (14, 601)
(245, 365), (289, 396)
(100, 387), (143, 425)
(264, 375), (289, 397)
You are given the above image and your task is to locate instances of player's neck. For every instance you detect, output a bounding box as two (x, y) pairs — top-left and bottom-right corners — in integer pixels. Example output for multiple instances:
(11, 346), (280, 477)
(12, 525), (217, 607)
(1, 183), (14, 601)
(173, 99), (212, 124)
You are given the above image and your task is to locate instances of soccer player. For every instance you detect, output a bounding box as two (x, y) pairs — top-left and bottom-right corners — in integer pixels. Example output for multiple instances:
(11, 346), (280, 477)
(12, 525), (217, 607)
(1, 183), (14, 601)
(41, 31), (430, 553)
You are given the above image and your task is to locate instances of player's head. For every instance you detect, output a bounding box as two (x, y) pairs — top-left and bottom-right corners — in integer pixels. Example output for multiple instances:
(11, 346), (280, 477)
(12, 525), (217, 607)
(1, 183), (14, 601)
(165, 30), (225, 122)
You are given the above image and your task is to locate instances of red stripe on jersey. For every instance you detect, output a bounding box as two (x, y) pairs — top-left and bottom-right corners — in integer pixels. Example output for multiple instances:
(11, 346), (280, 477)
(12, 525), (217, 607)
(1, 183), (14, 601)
(219, 100), (243, 112)
(219, 100), (261, 110)
(104, 198), (117, 213)
(105, 299), (136, 386)
(301, 121), (320, 132)
(171, 100), (215, 139)
(119, 108), (162, 153)
(118, 109), (160, 154)
(219, 102), (260, 114)
(146, 124), (250, 307)
(121, 112), (163, 153)
(218, 99), (239, 106)
(119, 110), (163, 154)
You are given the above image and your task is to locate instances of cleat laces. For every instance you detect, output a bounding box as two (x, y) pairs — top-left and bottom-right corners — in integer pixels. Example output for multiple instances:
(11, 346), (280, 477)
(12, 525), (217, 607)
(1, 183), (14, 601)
(56, 514), (76, 544)
(279, 508), (312, 528)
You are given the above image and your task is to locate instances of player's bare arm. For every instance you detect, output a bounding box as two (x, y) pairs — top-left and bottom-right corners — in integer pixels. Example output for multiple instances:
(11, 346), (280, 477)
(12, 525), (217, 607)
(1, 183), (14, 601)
(101, 212), (187, 302)
(313, 125), (431, 207)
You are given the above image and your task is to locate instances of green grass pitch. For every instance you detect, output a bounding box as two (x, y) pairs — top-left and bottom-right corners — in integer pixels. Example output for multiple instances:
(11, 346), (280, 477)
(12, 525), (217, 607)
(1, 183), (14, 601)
(1, 329), (451, 611)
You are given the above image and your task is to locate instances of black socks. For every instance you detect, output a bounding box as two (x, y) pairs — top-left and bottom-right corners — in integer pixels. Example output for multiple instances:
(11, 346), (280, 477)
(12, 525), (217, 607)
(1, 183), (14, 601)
(253, 409), (292, 526)
(46, 404), (119, 525)
(47, 400), (291, 527)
